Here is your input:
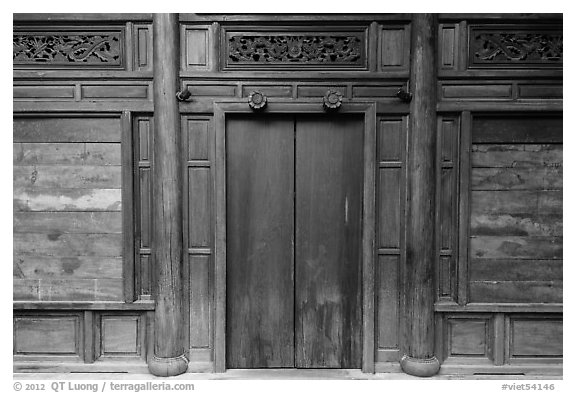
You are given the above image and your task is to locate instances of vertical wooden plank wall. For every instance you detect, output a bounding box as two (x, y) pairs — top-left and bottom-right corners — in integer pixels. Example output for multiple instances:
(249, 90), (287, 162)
(184, 116), (213, 365)
(376, 117), (406, 363)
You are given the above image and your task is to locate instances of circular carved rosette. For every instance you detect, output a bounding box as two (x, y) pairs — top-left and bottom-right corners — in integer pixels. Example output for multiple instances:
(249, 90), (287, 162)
(248, 91), (267, 110)
(323, 89), (343, 111)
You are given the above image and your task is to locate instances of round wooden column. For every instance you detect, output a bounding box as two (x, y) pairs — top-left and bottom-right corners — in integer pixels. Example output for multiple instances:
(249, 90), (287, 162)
(400, 13), (440, 377)
(148, 13), (188, 377)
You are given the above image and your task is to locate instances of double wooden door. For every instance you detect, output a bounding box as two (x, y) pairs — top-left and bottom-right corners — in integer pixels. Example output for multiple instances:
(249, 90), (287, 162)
(226, 113), (364, 368)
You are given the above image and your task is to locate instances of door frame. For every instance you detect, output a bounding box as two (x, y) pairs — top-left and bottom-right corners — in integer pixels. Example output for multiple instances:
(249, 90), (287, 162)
(213, 101), (377, 373)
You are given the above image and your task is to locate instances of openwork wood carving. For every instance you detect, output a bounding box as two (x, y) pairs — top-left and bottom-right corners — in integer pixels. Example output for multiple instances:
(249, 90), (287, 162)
(470, 28), (562, 66)
(225, 32), (365, 69)
(13, 31), (122, 67)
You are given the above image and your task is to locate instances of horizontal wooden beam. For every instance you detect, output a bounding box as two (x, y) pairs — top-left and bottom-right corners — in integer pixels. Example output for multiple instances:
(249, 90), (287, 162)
(434, 302), (563, 313)
(13, 301), (155, 310)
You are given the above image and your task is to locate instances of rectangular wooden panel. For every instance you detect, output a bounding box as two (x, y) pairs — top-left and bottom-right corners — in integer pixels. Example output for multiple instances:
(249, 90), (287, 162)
(378, 119), (403, 161)
(226, 115), (295, 368)
(377, 255), (399, 349)
(295, 115), (363, 368)
(381, 27), (405, 67)
(14, 315), (80, 355)
(138, 119), (151, 161)
(448, 319), (488, 356)
(378, 169), (401, 248)
(187, 120), (209, 160)
(241, 85), (293, 98)
(189, 84), (236, 97)
(442, 84), (512, 99)
(185, 28), (208, 67)
(139, 168), (151, 248)
(472, 116), (563, 144)
(440, 25), (456, 68)
(14, 143), (121, 166)
(439, 168), (455, 250)
(518, 84), (563, 99)
(14, 85), (75, 99)
(135, 25), (151, 69)
(188, 168), (211, 247)
(14, 117), (121, 143)
(439, 256), (454, 297)
(190, 255), (210, 348)
(81, 85), (149, 99)
(297, 85), (346, 98)
(100, 316), (140, 356)
(441, 119), (457, 163)
(353, 85), (403, 98)
(510, 319), (563, 357)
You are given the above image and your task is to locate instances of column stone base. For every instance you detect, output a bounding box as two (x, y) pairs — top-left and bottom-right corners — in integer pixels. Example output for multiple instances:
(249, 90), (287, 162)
(148, 354), (189, 377)
(400, 354), (441, 377)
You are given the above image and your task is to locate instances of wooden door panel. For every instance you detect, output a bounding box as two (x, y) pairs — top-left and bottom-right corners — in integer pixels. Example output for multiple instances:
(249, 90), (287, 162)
(225, 115), (295, 368)
(295, 115), (364, 368)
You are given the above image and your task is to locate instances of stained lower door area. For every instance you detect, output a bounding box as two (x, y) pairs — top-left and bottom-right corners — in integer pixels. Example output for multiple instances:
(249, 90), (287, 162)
(226, 114), (363, 369)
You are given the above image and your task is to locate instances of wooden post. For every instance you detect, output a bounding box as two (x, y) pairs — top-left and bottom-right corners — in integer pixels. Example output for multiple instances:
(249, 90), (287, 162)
(148, 13), (188, 377)
(400, 13), (440, 377)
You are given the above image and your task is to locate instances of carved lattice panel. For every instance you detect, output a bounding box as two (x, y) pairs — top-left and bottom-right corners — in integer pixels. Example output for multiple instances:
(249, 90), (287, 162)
(469, 26), (562, 68)
(13, 27), (124, 69)
(222, 28), (367, 70)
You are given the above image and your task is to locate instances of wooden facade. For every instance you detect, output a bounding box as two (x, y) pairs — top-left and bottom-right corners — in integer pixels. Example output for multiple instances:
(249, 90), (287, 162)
(13, 13), (562, 377)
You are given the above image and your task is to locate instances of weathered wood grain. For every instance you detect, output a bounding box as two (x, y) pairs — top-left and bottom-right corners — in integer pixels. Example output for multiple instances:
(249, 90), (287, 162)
(14, 166), (121, 189)
(510, 319), (563, 357)
(469, 259), (562, 281)
(189, 255), (210, 349)
(100, 316), (140, 355)
(13, 143), (121, 165)
(188, 168), (211, 247)
(13, 256), (123, 279)
(471, 167), (562, 191)
(378, 169), (401, 248)
(13, 279), (40, 300)
(471, 144), (562, 168)
(295, 115), (363, 368)
(378, 119), (403, 161)
(226, 115), (295, 368)
(14, 233), (122, 257)
(14, 188), (122, 212)
(14, 212), (122, 234)
(378, 255), (399, 349)
(470, 213), (563, 237)
(469, 281), (562, 303)
(471, 190), (562, 215)
(14, 117), (121, 143)
(448, 319), (487, 356)
(150, 14), (187, 372)
(14, 315), (80, 355)
(403, 13), (438, 367)
(94, 279), (124, 301)
(470, 236), (562, 259)
(186, 120), (209, 160)
(472, 116), (562, 144)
